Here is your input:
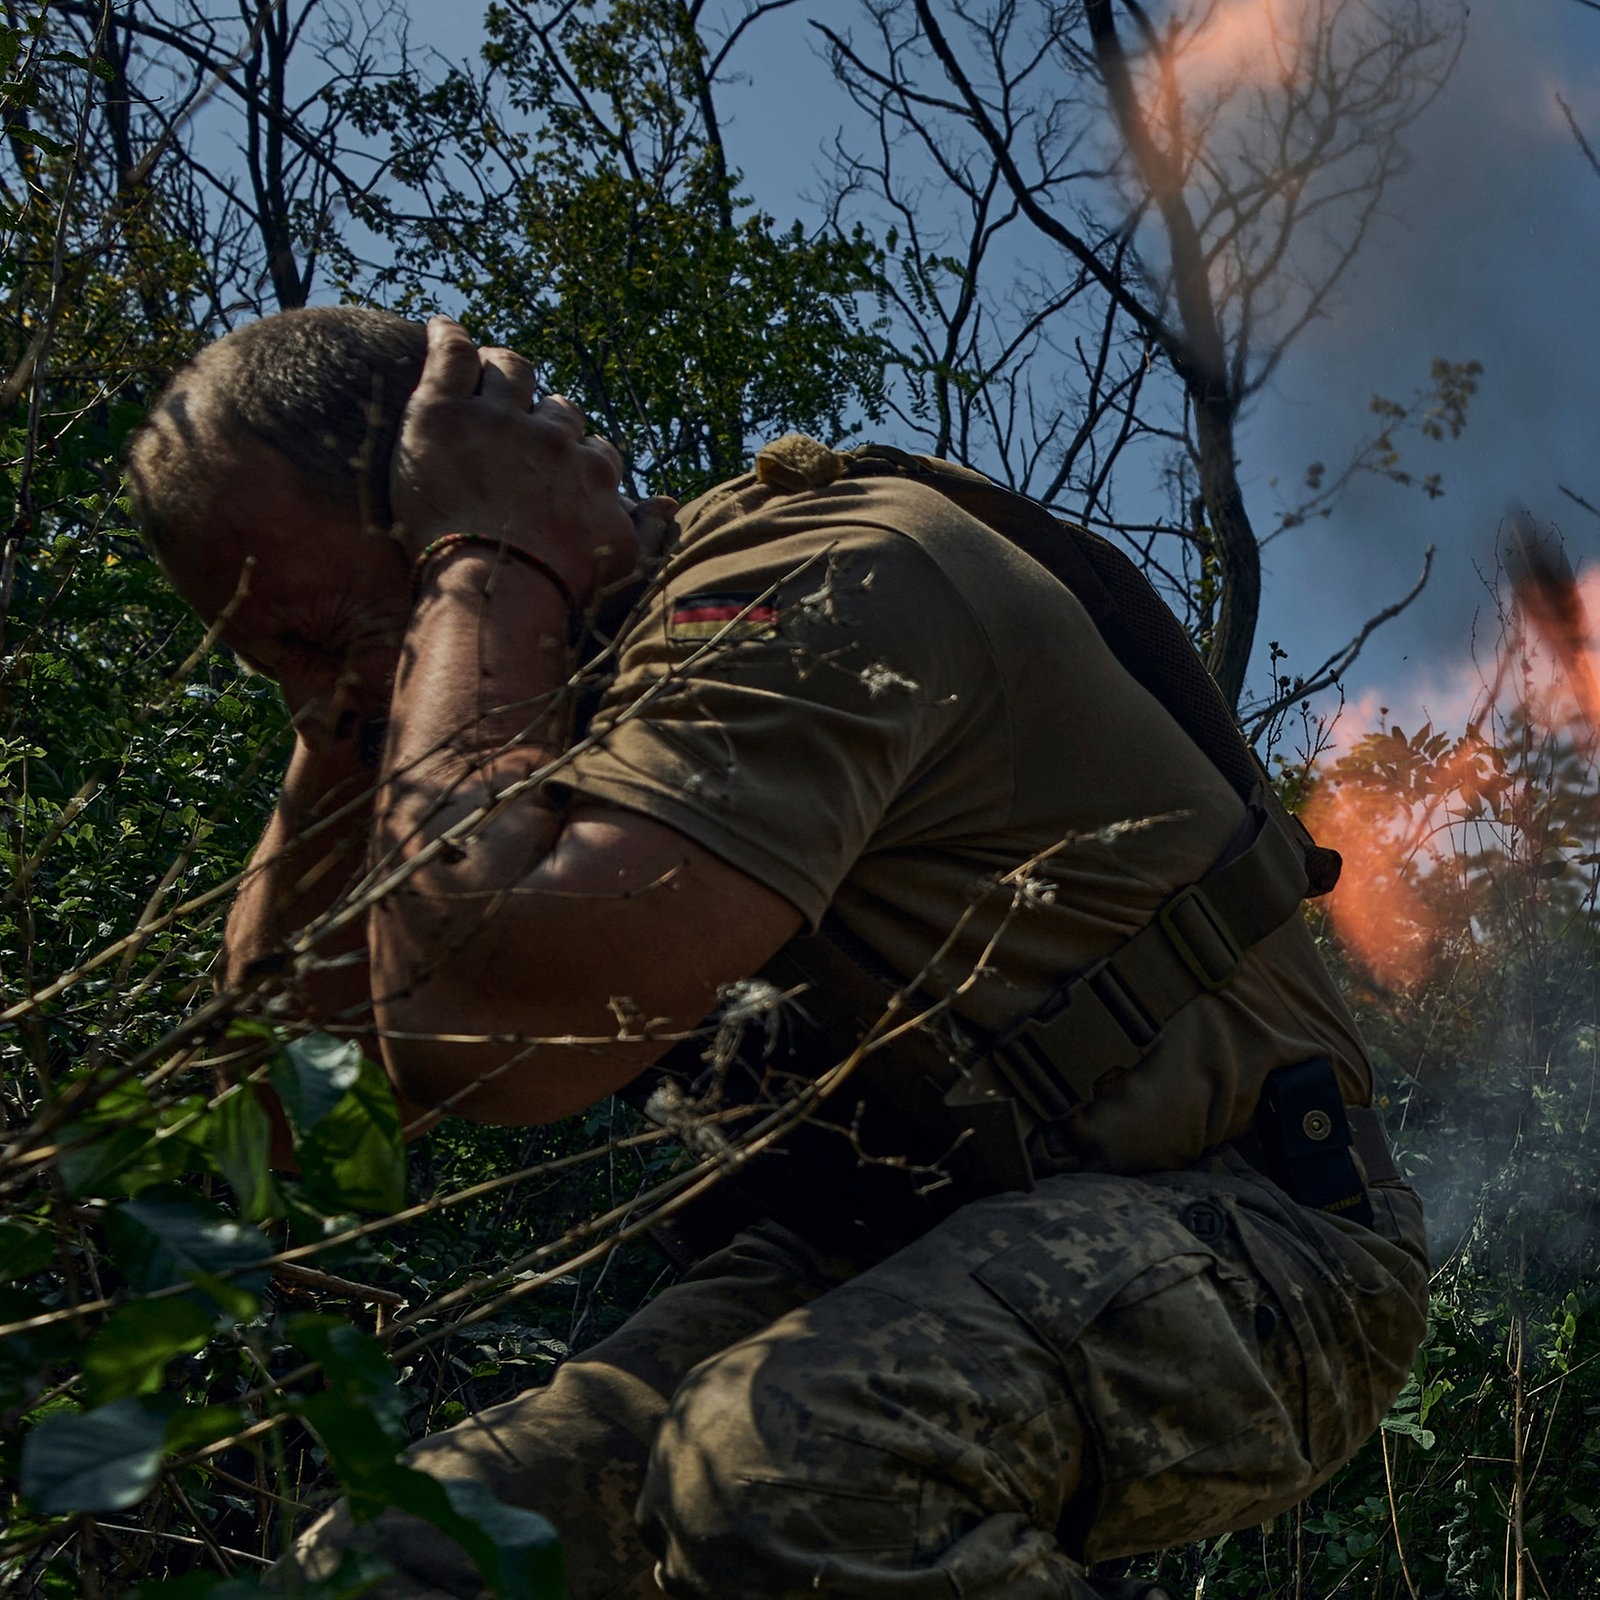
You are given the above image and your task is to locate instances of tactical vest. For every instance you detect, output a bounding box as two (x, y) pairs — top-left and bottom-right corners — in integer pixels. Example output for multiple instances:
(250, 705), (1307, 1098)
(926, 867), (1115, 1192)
(646, 439), (1349, 1251)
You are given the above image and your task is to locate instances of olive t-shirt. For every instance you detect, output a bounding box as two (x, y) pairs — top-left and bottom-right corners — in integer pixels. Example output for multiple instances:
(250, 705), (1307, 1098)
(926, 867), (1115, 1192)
(559, 439), (1372, 1173)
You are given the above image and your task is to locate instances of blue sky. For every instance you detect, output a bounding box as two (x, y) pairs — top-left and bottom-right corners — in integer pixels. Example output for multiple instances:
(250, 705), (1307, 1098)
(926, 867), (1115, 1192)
(405, 1), (1598, 733)
(1237, 0), (1600, 731)
(710, 1), (1600, 731)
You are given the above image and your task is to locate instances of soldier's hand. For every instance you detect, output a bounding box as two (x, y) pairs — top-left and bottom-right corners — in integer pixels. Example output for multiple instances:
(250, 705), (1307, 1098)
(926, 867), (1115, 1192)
(390, 316), (640, 604)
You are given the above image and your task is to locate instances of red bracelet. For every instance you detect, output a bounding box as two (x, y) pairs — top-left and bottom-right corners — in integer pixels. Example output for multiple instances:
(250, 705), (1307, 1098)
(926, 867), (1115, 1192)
(410, 532), (581, 621)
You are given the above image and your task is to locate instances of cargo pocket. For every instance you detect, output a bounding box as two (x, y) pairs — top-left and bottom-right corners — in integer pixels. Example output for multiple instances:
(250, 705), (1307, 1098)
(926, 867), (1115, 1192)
(974, 1194), (1313, 1560)
(1228, 1181), (1429, 1481)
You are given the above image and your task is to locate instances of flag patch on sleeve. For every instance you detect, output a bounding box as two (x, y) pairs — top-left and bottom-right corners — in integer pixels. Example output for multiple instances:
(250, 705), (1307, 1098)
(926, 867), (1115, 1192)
(667, 593), (781, 643)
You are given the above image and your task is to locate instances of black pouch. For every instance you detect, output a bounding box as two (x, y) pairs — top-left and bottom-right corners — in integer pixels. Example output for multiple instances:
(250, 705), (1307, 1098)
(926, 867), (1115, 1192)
(1255, 1058), (1373, 1230)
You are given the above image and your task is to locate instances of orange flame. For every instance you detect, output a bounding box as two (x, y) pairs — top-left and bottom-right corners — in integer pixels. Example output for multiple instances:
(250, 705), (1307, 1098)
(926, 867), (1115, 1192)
(1170, 0), (1316, 97)
(1301, 732), (1499, 989)
(1300, 533), (1600, 990)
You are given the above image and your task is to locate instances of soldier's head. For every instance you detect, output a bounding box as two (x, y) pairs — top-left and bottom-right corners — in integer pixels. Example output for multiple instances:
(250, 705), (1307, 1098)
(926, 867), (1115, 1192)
(129, 305), (428, 553)
(128, 307), (426, 696)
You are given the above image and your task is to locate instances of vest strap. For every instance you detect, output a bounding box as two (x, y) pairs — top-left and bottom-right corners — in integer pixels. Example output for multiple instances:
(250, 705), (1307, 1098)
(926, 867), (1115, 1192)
(986, 800), (1309, 1122)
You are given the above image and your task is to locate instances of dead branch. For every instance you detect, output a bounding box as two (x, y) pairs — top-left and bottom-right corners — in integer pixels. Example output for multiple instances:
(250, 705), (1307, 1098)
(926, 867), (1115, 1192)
(1243, 544), (1435, 743)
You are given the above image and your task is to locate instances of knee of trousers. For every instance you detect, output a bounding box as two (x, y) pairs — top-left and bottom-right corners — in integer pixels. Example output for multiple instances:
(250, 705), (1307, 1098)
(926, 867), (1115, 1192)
(637, 1340), (917, 1595)
(635, 1295), (1089, 1599)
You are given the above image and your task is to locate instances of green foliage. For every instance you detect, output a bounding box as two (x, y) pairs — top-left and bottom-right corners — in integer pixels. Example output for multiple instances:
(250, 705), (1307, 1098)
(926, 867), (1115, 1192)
(22, 1396), (194, 1515)
(287, 1315), (562, 1600)
(82, 1297), (217, 1405)
(1365, 358), (1485, 498)
(0, 989), (590, 1592)
(4, 7), (861, 1585)
(21, 1396), (243, 1516)
(337, 0), (888, 496)
(268, 1031), (406, 1215)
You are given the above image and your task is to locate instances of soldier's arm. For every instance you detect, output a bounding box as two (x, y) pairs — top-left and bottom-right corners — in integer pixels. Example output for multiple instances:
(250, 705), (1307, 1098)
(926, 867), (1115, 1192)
(224, 722), (377, 1015)
(225, 682), (439, 1157)
(368, 320), (803, 1125)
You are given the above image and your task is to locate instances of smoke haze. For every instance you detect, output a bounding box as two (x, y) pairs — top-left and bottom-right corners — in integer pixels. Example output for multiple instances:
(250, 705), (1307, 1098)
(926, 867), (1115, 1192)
(1248, 0), (1600, 729)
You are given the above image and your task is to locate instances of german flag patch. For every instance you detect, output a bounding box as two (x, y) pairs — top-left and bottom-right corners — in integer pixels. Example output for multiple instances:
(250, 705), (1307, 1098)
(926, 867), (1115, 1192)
(666, 592), (781, 644)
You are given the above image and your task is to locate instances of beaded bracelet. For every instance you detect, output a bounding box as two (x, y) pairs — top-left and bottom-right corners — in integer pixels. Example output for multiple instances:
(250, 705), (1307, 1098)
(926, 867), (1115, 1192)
(410, 532), (580, 622)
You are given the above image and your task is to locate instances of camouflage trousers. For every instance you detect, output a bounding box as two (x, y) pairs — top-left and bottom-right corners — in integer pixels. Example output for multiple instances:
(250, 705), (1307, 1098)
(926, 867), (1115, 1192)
(291, 1150), (1428, 1599)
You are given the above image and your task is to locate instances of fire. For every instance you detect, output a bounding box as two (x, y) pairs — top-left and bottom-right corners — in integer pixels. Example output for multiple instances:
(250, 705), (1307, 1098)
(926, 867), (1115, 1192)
(1168, 0), (1318, 97)
(1301, 728), (1500, 989)
(1300, 779), (1433, 986)
(1298, 528), (1600, 990)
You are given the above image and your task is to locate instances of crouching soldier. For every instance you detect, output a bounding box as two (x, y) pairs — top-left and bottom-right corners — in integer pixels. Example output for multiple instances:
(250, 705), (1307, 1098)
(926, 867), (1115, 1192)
(128, 306), (1429, 1600)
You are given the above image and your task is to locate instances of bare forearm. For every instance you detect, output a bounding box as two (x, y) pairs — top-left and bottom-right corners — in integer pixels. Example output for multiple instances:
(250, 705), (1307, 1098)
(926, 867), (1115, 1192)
(225, 728), (380, 1026)
(370, 553), (594, 1113)
(365, 320), (799, 1122)
(368, 551), (801, 1125)
(376, 551), (574, 863)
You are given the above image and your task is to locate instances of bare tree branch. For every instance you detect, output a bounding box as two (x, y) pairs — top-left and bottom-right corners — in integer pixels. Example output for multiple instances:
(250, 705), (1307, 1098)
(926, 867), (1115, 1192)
(825, 0), (1465, 708)
(1243, 544), (1435, 742)
(908, 0), (1172, 350)
(1559, 485), (1600, 523)
(1557, 90), (1600, 181)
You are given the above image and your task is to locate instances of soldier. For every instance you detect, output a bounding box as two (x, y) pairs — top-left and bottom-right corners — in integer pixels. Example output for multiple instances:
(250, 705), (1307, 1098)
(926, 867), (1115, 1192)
(129, 306), (1429, 1600)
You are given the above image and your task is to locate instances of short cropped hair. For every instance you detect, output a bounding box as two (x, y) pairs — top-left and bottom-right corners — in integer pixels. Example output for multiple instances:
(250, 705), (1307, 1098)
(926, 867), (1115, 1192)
(127, 306), (428, 549)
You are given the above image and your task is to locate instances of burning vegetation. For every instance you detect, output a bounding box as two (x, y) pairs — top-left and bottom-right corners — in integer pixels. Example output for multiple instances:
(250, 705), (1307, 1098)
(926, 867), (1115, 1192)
(1305, 524), (1600, 994)
(1276, 519), (1600, 1598)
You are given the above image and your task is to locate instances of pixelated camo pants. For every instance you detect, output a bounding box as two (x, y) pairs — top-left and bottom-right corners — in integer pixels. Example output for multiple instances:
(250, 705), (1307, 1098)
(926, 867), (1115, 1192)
(289, 1151), (1427, 1600)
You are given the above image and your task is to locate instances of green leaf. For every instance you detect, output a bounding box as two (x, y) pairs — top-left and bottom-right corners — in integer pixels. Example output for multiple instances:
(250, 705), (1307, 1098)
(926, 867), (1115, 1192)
(274, 1032), (366, 1130)
(103, 1184), (269, 1318)
(288, 1314), (410, 1443)
(82, 1296), (214, 1405)
(212, 1085), (278, 1222)
(1380, 1415), (1437, 1450)
(302, 1078), (406, 1214)
(0, 1220), (55, 1282)
(59, 1081), (153, 1195)
(60, 1121), (184, 1199)
(296, 1399), (561, 1600)
(8, 126), (69, 156)
(58, 1076), (188, 1199)
(163, 1401), (249, 1454)
(431, 1478), (563, 1600)
(20, 1395), (171, 1513)
(273, 1035), (405, 1213)
(20, 1393), (245, 1520)
(297, 1391), (400, 1486)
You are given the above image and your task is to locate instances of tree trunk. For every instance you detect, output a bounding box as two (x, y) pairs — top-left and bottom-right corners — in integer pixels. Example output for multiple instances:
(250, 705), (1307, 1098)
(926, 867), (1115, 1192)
(1192, 393), (1260, 709)
(1084, 0), (1259, 709)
